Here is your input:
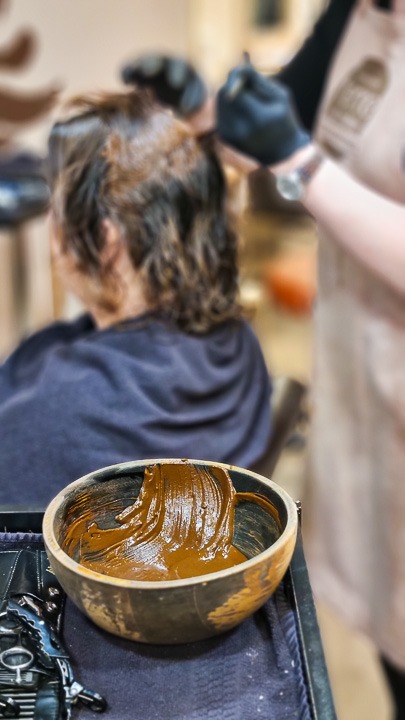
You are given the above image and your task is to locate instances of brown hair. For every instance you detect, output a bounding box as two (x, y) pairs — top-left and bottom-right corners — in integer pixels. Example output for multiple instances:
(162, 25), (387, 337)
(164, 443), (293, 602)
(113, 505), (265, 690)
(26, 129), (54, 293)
(48, 89), (240, 333)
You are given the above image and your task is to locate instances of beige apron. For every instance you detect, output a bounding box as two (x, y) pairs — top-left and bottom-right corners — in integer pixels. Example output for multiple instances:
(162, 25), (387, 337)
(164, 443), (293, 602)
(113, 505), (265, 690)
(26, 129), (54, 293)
(307, 0), (405, 670)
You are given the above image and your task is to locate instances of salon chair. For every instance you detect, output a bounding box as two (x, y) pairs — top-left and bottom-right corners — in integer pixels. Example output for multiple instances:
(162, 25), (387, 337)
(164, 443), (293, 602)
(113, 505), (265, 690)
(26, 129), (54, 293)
(251, 375), (307, 478)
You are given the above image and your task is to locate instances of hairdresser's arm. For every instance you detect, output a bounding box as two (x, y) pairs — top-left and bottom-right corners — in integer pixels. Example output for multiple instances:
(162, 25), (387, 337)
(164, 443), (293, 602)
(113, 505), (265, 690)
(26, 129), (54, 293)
(217, 65), (405, 296)
(272, 144), (405, 295)
(276, 0), (356, 131)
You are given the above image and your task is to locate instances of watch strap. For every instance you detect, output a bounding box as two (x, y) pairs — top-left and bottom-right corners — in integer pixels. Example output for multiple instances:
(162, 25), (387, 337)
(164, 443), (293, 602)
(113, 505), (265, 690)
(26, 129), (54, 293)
(295, 148), (324, 186)
(275, 147), (325, 201)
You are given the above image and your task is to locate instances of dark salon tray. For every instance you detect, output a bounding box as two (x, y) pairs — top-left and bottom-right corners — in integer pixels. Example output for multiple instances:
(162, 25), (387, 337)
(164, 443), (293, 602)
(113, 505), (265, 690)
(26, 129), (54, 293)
(0, 508), (337, 720)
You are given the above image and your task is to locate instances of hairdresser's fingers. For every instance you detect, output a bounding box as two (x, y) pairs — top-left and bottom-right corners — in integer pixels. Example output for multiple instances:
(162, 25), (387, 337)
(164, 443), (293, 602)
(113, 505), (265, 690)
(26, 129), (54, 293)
(217, 65), (310, 165)
(166, 57), (189, 89)
(137, 54), (165, 77)
(121, 53), (207, 117)
(121, 53), (165, 84)
(179, 75), (207, 116)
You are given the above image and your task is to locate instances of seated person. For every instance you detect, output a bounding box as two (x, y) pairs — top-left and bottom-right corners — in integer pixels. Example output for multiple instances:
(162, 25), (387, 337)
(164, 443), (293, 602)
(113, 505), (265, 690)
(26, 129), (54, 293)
(0, 89), (271, 507)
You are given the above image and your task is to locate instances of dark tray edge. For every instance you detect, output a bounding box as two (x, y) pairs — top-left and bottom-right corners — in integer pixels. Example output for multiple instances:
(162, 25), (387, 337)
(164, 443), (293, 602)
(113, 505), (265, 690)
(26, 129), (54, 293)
(287, 510), (338, 720)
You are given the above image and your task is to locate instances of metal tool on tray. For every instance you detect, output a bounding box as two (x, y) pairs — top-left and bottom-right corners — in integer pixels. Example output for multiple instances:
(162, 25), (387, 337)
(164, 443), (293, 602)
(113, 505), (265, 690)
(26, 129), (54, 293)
(5, 598), (107, 718)
(0, 592), (106, 719)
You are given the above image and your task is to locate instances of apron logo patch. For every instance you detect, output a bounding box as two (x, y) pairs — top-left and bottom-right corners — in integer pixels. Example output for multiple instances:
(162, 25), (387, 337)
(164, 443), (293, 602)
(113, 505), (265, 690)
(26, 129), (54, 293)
(318, 57), (389, 160)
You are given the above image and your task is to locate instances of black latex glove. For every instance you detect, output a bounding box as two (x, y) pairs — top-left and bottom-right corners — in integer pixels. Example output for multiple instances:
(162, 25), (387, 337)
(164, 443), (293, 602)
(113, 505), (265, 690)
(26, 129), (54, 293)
(217, 64), (310, 166)
(121, 53), (207, 117)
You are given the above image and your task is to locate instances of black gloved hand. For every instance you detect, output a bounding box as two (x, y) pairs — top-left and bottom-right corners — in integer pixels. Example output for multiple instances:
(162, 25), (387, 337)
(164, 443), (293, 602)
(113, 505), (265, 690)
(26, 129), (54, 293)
(216, 64), (310, 166)
(121, 53), (207, 117)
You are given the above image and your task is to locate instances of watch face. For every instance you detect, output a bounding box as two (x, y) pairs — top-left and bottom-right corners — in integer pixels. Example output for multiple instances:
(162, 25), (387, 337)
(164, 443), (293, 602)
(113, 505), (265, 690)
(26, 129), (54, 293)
(276, 173), (303, 202)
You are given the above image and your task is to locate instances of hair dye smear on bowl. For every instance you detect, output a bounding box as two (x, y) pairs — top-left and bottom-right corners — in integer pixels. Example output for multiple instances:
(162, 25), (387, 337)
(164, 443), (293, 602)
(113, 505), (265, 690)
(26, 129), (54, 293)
(62, 463), (279, 581)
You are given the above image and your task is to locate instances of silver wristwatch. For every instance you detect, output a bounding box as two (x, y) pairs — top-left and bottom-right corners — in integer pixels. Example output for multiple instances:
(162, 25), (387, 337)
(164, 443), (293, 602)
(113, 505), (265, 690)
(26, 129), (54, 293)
(275, 149), (324, 201)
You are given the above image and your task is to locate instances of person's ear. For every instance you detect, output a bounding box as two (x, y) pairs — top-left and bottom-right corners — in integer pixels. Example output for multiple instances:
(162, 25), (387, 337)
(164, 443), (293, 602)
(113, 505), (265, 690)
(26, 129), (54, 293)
(100, 217), (123, 270)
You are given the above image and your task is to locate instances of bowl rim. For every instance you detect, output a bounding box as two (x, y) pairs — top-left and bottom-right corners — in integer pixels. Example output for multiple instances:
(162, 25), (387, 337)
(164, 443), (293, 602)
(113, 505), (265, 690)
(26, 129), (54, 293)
(43, 458), (298, 589)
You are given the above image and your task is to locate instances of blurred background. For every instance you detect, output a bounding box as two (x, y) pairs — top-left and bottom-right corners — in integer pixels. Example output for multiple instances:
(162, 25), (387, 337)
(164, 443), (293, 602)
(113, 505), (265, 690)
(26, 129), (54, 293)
(0, 1), (393, 717)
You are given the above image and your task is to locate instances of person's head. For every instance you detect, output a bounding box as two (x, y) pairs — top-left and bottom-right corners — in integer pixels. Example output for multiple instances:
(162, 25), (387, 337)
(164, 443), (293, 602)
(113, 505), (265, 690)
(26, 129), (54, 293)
(48, 89), (240, 332)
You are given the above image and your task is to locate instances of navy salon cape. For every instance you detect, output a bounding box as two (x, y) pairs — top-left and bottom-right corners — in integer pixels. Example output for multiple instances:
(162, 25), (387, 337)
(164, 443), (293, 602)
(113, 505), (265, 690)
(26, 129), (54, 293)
(0, 314), (271, 506)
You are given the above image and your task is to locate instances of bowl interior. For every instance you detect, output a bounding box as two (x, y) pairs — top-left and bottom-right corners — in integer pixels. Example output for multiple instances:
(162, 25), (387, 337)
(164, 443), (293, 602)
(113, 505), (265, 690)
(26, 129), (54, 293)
(53, 462), (289, 572)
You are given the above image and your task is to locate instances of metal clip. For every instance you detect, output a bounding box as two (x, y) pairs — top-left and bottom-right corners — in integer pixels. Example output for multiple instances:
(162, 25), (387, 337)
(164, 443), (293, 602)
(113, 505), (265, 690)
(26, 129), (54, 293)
(76, 687), (107, 713)
(57, 658), (107, 714)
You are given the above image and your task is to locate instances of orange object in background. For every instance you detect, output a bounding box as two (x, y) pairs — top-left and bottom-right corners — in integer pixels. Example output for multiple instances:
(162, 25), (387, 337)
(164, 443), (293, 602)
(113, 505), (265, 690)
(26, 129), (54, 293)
(263, 247), (317, 314)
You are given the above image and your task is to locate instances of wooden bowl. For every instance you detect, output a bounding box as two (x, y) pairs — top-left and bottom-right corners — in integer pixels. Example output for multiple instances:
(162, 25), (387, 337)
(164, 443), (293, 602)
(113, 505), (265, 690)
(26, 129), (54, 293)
(43, 459), (298, 645)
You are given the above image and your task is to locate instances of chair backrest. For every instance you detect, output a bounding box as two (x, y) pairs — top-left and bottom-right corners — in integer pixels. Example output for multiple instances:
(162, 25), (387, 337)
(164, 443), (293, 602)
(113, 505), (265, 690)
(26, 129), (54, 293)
(250, 376), (307, 479)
